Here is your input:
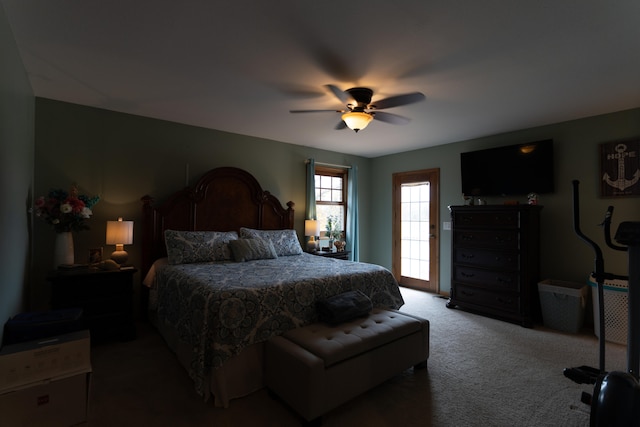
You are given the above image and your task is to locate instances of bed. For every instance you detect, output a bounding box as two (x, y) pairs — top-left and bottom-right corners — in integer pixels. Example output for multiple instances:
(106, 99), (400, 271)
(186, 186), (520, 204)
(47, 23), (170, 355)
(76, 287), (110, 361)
(140, 167), (404, 407)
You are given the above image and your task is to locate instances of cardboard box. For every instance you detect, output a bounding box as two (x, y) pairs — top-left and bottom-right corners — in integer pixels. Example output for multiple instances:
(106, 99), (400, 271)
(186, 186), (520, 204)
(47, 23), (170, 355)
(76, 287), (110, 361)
(0, 370), (91, 427)
(0, 330), (90, 393)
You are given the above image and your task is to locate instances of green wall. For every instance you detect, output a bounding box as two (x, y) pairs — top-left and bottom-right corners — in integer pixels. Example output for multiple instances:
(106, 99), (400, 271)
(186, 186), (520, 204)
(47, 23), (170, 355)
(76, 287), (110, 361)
(31, 98), (372, 310)
(0, 3), (35, 343)
(371, 108), (640, 293)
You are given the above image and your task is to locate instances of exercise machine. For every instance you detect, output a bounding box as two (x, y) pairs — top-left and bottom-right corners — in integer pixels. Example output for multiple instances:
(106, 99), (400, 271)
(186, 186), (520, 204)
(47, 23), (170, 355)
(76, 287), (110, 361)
(564, 180), (640, 426)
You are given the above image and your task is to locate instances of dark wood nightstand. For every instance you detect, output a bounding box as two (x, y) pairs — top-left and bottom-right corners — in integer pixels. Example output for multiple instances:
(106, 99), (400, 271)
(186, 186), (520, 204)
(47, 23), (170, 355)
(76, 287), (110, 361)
(47, 266), (137, 343)
(311, 250), (351, 261)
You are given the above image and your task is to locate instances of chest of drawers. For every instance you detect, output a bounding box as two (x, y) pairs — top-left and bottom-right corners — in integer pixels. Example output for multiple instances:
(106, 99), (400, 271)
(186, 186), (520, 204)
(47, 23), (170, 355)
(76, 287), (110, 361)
(446, 205), (542, 327)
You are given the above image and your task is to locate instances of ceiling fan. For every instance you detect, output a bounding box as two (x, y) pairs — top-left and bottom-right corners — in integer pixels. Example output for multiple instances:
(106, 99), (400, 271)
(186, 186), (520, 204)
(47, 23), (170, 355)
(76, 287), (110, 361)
(290, 85), (426, 133)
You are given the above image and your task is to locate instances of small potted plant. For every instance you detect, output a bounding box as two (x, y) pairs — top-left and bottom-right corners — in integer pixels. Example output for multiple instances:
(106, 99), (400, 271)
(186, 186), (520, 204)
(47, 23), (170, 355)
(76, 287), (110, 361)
(325, 215), (342, 249)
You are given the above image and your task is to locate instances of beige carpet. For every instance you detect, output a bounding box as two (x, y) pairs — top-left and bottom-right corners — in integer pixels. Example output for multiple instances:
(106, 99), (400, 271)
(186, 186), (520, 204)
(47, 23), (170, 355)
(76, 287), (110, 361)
(88, 287), (627, 427)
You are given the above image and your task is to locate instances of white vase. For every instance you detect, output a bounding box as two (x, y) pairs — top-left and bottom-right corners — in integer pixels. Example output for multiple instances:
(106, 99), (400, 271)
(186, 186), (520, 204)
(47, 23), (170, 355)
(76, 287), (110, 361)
(54, 231), (75, 267)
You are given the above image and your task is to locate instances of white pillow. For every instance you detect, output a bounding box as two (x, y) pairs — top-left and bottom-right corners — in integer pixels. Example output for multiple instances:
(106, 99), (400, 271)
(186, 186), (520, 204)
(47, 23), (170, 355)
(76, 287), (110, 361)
(142, 257), (168, 288)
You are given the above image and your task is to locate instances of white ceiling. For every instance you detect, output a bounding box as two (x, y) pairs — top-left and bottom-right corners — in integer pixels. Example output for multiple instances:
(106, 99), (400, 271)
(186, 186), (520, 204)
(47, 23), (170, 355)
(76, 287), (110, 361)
(3, 1), (640, 158)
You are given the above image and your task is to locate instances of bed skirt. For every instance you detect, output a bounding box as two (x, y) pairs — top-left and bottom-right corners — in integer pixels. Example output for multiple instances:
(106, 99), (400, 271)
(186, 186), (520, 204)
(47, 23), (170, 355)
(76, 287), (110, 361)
(155, 312), (265, 408)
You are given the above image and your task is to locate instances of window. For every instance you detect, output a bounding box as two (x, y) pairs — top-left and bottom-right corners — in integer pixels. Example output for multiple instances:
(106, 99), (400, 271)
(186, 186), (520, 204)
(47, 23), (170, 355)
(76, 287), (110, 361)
(315, 166), (348, 246)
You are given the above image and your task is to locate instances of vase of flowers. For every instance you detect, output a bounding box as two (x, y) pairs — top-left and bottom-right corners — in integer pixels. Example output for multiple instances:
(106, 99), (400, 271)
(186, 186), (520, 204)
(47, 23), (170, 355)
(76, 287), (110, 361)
(34, 184), (99, 266)
(325, 215), (342, 249)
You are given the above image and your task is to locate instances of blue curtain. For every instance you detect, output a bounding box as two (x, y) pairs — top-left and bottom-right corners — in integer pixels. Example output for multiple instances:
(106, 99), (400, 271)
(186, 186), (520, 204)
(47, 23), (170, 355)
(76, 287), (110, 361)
(347, 165), (359, 261)
(306, 159), (316, 220)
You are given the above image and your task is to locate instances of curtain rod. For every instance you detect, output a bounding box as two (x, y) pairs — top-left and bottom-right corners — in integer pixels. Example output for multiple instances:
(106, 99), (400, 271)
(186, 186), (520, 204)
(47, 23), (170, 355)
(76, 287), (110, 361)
(305, 159), (352, 169)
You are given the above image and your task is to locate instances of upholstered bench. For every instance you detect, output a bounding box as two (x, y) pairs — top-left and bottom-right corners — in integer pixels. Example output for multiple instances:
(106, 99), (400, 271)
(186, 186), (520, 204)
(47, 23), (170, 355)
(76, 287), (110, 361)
(265, 308), (430, 424)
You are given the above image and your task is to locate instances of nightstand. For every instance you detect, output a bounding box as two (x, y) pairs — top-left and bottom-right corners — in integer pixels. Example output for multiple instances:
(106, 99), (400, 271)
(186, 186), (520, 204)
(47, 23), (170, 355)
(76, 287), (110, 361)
(47, 267), (137, 343)
(311, 250), (351, 261)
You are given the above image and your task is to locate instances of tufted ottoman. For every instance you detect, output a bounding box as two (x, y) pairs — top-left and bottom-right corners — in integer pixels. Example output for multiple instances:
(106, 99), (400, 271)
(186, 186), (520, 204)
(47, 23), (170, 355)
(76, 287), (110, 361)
(265, 308), (429, 424)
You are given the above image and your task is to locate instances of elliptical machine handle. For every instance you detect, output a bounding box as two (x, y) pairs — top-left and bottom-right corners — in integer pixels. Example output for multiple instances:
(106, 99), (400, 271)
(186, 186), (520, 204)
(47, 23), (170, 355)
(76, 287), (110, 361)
(572, 180), (605, 284)
(603, 206), (628, 252)
(572, 180), (606, 373)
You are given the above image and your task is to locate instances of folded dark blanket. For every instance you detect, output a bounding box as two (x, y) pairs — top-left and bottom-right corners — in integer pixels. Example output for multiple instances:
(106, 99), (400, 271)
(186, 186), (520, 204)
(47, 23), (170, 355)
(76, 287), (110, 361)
(316, 290), (373, 326)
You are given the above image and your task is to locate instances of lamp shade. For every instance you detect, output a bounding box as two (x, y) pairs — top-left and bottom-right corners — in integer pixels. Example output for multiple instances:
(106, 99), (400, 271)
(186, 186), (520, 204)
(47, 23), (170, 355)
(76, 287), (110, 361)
(305, 219), (319, 236)
(106, 218), (134, 245)
(341, 111), (373, 132)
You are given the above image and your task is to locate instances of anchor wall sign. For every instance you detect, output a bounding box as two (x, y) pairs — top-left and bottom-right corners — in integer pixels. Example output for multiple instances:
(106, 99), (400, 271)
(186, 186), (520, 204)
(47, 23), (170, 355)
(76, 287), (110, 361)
(600, 140), (640, 198)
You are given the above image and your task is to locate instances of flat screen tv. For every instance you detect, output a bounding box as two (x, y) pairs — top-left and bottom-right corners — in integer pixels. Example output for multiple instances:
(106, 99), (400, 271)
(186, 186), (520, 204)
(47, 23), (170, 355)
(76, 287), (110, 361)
(460, 139), (554, 197)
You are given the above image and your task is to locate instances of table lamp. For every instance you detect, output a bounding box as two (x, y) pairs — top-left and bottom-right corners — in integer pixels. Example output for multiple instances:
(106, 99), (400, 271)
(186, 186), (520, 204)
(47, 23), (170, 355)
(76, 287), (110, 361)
(305, 219), (319, 252)
(106, 217), (134, 265)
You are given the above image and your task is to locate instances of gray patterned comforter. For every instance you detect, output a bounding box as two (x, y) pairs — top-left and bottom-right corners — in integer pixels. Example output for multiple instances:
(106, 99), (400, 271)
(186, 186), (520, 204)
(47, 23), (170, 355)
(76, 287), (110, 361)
(154, 253), (404, 397)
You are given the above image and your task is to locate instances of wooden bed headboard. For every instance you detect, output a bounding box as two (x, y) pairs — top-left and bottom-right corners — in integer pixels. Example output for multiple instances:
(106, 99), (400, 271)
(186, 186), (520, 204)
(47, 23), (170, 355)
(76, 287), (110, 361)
(140, 167), (295, 276)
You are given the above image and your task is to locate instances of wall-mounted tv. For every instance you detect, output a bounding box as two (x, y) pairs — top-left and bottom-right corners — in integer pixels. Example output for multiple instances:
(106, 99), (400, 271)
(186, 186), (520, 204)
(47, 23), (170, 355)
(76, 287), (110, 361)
(460, 139), (554, 197)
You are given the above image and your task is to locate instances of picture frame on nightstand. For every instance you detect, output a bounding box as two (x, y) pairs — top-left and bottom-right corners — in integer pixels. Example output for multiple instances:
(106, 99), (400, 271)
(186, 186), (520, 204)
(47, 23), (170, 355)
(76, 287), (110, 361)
(89, 247), (102, 265)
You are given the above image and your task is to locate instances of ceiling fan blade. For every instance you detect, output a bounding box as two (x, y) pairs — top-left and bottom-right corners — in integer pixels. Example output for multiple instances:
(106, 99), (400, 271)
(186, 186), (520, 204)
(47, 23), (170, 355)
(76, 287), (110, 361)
(325, 84), (351, 104)
(371, 92), (425, 109)
(290, 109), (344, 113)
(335, 120), (347, 130)
(373, 111), (411, 125)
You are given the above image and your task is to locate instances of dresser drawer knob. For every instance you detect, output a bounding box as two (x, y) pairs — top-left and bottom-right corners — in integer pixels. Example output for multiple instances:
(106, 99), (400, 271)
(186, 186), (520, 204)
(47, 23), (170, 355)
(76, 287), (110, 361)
(496, 296), (513, 305)
(461, 271), (475, 278)
(462, 253), (475, 259)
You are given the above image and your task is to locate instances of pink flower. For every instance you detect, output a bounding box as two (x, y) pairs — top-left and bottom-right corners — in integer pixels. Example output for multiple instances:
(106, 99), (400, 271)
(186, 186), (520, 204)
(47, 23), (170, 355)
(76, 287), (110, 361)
(34, 185), (99, 233)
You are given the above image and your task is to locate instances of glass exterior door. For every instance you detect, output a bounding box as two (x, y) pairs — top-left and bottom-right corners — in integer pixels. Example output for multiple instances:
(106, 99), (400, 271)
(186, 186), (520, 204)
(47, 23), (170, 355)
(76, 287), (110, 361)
(392, 169), (439, 292)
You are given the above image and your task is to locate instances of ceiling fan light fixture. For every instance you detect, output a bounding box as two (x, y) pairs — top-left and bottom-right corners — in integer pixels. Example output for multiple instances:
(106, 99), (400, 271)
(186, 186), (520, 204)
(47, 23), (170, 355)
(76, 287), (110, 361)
(341, 111), (373, 133)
